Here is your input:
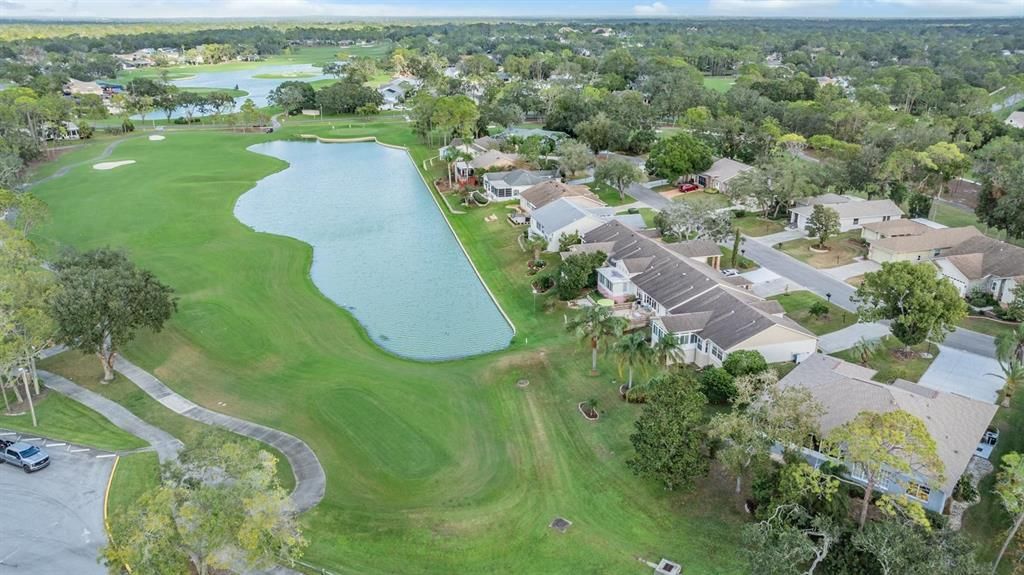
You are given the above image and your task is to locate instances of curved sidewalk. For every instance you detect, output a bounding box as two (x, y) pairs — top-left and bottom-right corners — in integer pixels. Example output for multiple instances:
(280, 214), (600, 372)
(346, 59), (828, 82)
(112, 357), (326, 513)
(39, 370), (183, 462)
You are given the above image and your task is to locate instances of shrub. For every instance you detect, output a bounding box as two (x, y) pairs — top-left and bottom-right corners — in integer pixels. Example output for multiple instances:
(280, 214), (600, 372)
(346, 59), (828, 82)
(733, 209), (747, 218)
(698, 367), (736, 404)
(966, 288), (997, 308)
(952, 473), (978, 503)
(78, 121), (95, 139)
(722, 350), (768, 377)
(627, 207), (640, 214)
(809, 300), (831, 318)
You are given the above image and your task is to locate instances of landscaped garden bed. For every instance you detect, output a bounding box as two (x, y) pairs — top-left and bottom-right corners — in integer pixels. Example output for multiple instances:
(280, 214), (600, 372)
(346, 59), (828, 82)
(778, 230), (867, 269)
(832, 337), (938, 383)
(768, 291), (857, 336)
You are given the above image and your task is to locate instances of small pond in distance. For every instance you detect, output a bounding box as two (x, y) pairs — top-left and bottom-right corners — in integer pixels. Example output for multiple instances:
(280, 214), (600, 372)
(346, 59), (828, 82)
(235, 140), (514, 361)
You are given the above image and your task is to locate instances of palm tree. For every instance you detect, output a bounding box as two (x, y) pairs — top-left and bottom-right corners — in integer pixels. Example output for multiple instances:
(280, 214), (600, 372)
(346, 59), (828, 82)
(851, 337), (880, 366)
(989, 358), (1024, 408)
(525, 235), (547, 263)
(566, 306), (626, 376)
(614, 332), (655, 391)
(996, 324), (1024, 365)
(993, 452), (1024, 575)
(652, 333), (680, 367)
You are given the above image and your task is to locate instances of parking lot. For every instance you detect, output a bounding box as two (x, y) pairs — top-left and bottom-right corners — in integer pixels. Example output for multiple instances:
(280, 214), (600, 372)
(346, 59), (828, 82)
(0, 437), (113, 575)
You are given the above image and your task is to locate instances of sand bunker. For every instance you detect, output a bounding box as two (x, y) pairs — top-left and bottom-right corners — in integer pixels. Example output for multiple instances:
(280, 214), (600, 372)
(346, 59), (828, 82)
(93, 160), (136, 170)
(148, 135), (165, 141)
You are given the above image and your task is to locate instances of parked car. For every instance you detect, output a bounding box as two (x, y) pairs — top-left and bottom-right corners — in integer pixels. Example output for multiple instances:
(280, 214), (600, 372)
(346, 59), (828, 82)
(678, 183), (699, 193)
(0, 440), (50, 473)
(720, 268), (740, 277)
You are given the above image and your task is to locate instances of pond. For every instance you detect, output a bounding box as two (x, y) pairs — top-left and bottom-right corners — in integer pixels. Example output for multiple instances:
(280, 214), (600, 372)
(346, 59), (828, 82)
(234, 140), (514, 361)
(142, 63), (333, 119)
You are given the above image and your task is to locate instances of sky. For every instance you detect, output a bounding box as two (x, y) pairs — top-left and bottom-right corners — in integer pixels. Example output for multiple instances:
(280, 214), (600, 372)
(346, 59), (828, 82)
(1, 0), (1022, 20)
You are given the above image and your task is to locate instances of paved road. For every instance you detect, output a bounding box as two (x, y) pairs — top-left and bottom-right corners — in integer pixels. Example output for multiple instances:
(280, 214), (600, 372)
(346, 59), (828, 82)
(113, 357), (326, 514)
(741, 235), (997, 358)
(0, 441), (113, 575)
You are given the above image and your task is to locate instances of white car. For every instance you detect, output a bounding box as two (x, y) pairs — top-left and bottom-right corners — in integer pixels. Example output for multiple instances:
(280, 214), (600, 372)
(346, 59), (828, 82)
(720, 268), (740, 277)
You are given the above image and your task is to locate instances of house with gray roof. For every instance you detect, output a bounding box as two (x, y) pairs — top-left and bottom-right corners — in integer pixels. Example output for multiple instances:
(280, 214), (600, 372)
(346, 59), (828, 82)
(934, 235), (1024, 304)
(579, 221), (817, 367)
(529, 197), (613, 252)
(377, 77), (422, 109)
(789, 197), (904, 233)
(866, 226), (982, 264)
(694, 158), (754, 193)
(482, 169), (557, 201)
(777, 353), (998, 514)
(519, 180), (599, 213)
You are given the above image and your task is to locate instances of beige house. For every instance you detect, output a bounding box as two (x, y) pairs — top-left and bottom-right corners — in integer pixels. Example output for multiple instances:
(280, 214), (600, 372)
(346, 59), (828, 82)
(519, 180), (599, 214)
(580, 221), (818, 367)
(866, 226), (982, 263)
(778, 353), (998, 514)
(790, 197), (904, 233)
(694, 158), (753, 193)
(63, 78), (103, 96)
(934, 235), (1024, 304)
(859, 219), (931, 242)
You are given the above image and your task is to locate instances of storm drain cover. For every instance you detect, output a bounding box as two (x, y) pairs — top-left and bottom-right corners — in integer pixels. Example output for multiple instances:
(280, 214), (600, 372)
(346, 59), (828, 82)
(549, 517), (572, 533)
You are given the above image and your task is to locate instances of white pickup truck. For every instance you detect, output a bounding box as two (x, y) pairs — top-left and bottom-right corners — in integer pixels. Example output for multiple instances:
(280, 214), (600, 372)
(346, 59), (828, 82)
(0, 439), (51, 473)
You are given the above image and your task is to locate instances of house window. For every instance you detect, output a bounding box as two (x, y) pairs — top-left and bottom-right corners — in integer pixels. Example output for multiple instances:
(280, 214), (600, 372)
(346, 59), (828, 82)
(906, 482), (931, 501)
(933, 249), (941, 257)
(652, 322), (664, 339)
(690, 333), (699, 345)
(712, 345), (724, 360)
(883, 215), (891, 222)
(852, 218), (860, 225)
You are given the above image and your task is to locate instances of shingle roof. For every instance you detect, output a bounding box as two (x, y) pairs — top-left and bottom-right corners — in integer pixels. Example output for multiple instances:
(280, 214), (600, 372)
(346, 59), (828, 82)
(779, 353), (998, 493)
(658, 312), (713, 333)
(483, 169), (557, 188)
(941, 235), (1024, 280)
(520, 180), (599, 210)
(701, 158), (753, 181)
(797, 193), (852, 207)
(532, 197), (612, 234)
(582, 220), (815, 350)
(469, 150), (519, 170)
(791, 199), (904, 220)
(860, 219), (931, 237)
(664, 239), (722, 259)
(869, 226), (982, 255)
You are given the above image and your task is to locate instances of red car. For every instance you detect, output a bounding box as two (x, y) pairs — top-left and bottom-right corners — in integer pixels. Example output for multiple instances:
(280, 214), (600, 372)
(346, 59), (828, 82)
(678, 183), (699, 193)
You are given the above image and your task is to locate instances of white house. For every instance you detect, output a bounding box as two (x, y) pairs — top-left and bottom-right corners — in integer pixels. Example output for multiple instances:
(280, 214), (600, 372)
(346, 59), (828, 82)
(529, 197), (613, 252)
(518, 180), (599, 214)
(1006, 111), (1024, 130)
(790, 197), (904, 233)
(377, 77), (422, 110)
(933, 235), (1024, 304)
(777, 353), (998, 515)
(482, 169), (557, 201)
(579, 221), (818, 367)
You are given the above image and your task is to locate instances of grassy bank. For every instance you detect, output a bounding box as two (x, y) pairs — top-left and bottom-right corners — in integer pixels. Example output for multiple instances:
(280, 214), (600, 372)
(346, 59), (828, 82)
(29, 123), (746, 573)
(0, 391), (147, 451)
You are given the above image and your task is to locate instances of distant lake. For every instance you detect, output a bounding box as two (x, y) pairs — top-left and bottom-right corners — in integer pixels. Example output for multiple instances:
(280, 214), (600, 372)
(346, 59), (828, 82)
(140, 63), (333, 119)
(234, 140), (514, 361)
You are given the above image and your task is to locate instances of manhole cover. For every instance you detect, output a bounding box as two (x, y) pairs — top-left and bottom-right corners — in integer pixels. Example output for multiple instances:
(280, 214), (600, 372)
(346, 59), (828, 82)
(516, 379), (530, 388)
(549, 517), (572, 533)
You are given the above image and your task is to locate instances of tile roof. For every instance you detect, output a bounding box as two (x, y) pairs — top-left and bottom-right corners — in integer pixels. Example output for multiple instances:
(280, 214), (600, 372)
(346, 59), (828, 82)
(869, 226), (982, 255)
(779, 353), (998, 494)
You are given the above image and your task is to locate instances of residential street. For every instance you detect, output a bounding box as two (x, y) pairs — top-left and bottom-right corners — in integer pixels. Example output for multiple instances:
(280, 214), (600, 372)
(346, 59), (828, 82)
(741, 234), (997, 358)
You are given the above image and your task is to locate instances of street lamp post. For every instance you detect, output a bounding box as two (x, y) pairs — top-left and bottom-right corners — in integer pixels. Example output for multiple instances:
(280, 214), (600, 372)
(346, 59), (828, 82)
(826, 292), (832, 303)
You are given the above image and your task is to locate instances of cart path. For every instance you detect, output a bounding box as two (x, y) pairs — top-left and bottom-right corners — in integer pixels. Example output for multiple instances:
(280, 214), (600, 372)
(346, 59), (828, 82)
(112, 356), (326, 513)
(39, 370), (184, 462)
(26, 137), (137, 188)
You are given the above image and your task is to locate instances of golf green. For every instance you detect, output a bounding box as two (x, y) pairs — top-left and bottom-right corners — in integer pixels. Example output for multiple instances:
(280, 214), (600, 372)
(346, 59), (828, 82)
(30, 126), (745, 574)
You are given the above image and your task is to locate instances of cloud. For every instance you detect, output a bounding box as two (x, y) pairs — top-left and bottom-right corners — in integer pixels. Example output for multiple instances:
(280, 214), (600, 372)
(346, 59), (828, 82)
(708, 0), (840, 14)
(633, 1), (671, 15)
(7, 0), (447, 19)
(873, 0), (1024, 16)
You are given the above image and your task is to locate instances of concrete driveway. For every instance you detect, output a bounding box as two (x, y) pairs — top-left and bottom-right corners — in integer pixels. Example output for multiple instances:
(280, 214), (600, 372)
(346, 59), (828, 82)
(0, 439), (113, 574)
(918, 346), (1004, 403)
(822, 259), (880, 281)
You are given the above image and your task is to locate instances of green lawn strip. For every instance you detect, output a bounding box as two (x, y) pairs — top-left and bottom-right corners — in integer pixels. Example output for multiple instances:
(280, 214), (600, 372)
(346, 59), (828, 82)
(39, 352), (294, 492)
(778, 230), (867, 269)
(587, 181), (633, 206)
(673, 190), (731, 209)
(931, 202), (1024, 248)
(179, 86), (249, 97)
(617, 207), (658, 228)
(831, 337), (938, 383)
(959, 316), (1020, 339)
(0, 391), (147, 451)
(107, 451), (161, 519)
(719, 246), (758, 271)
(963, 401), (1018, 567)
(768, 291), (857, 336)
(769, 362), (798, 379)
(30, 127), (746, 573)
(733, 215), (785, 237)
(703, 76), (736, 93)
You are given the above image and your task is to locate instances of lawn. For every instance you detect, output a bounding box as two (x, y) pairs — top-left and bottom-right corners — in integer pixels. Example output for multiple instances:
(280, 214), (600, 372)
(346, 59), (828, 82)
(733, 215), (785, 237)
(779, 230), (867, 269)
(673, 190), (732, 209)
(832, 337), (938, 384)
(617, 208), (658, 228)
(0, 391), (147, 451)
(768, 291), (857, 336)
(719, 246), (758, 271)
(959, 316), (1020, 339)
(30, 125), (746, 574)
(588, 181), (633, 207)
(931, 202), (1024, 248)
(704, 76), (736, 93)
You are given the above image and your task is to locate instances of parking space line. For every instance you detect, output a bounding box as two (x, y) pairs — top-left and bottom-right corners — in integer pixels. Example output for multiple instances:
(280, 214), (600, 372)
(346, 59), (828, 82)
(69, 447), (90, 453)
(24, 437), (42, 441)
(95, 454), (117, 459)
(0, 432), (16, 436)
(46, 443), (67, 447)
